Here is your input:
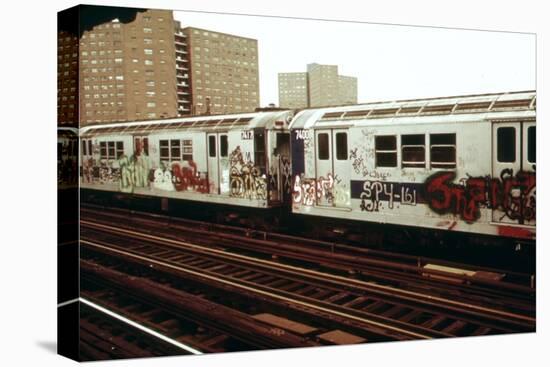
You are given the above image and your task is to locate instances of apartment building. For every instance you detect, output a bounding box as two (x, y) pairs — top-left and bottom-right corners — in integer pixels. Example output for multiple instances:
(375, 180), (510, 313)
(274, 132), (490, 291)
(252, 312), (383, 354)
(184, 27), (260, 115)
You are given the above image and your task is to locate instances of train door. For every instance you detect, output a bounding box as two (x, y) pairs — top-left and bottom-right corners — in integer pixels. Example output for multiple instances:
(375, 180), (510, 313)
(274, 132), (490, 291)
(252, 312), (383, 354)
(332, 129), (351, 208)
(81, 138), (93, 183)
(315, 130), (333, 206)
(491, 121), (536, 226)
(268, 132), (291, 203)
(219, 133), (230, 195)
(133, 136), (149, 188)
(207, 133), (219, 194)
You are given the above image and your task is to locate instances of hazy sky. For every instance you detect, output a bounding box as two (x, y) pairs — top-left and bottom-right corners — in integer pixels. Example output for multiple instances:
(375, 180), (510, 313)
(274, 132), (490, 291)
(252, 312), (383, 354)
(175, 10), (535, 107)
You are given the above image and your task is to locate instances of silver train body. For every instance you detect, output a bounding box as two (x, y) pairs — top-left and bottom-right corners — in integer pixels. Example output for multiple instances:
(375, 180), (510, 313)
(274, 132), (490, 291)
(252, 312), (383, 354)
(78, 91), (536, 241)
(80, 111), (293, 209)
(289, 91), (536, 240)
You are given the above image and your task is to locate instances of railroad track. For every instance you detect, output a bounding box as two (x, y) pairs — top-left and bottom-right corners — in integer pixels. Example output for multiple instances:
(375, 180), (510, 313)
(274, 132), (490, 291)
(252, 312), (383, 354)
(80, 206), (535, 313)
(79, 300), (195, 360)
(81, 261), (317, 353)
(80, 220), (535, 345)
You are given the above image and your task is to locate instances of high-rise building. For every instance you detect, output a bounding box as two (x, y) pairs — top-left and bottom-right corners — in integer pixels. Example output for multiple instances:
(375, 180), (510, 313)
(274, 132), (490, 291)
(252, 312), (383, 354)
(77, 9), (179, 125)
(337, 75), (358, 106)
(57, 31), (79, 125)
(184, 27), (260, 115)
(58, 6), (262, 125)
(173, 21), (192, 116)
(278, 72), (308, 109)
(278, 63), (358, 108)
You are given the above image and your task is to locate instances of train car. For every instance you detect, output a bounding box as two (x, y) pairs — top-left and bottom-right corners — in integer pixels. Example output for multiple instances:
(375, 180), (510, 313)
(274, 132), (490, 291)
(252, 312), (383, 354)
(80, 111), (294, 225)
(58, 127), (79, 189)
(289, 91), (536, 245)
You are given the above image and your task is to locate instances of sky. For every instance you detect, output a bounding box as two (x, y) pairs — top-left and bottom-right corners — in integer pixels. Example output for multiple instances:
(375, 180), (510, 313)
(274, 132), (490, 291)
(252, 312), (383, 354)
(174, 10), (535, 107)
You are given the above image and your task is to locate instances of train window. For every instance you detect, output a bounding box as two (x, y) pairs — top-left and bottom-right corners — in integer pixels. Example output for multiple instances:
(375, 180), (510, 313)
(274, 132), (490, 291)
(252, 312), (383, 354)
(497, 127), (516, 163)
(209, 135), (216, 157)
(82, 140), (87, 156)
(336, 132), (348, 160)
(108, 142), (115, 159)
(88, 140), (92, 156)
(254, 131), (266, 173)
(100, 142), (107, 159)
(170, 140), (181, 160)
(318, 133), (329, 160)
(527, 126), (536, 163)
(401, 134), (425, 168)
(159, 140), (169, 161)
(375, 135), (397, 167)
(182, 139), (193, 161)
(58, 143), (62, 159)
(430, 134), (456, 169)
(220, 135), (228, 157)
(116, 142), (124, 159)
(143, 138), (149, 155)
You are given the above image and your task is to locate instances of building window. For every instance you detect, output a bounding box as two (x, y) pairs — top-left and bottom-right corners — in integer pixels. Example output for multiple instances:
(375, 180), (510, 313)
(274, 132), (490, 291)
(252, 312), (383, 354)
(143, 27), (152, 33)
(317, 133), (329, 160)
(497, 127), (516, 163)
(401, 134), (425, 168)
(430, 133), (456, 169)
(144, 49), (153, 55)
(375, 136), (397, 167)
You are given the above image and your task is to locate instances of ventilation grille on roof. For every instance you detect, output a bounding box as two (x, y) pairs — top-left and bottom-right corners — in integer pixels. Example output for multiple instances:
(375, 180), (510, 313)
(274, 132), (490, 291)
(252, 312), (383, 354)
(321, 111), (345, 119)
(370, 108), (399, 116)
(344, 110), (370, 118)
(398, 106), (422, 114)
(422, 104), (454, 114)
(492, 99), (532, 109)
(455, 102), (491, 111)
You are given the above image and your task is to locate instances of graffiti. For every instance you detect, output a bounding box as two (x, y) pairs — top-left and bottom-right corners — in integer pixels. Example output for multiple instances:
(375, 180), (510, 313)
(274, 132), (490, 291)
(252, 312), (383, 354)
(152, 168), (175, 191)
(81, 157), (95, 183)
(425, 170), (536, 224)
(360, 181), (417, 212)
(171, 161), (209, 193)
(350, 147), (391, 180)
(118, 154), (134, 193)
(98, 161), (120, 184)
(281, 156), (292, 194)
(292, 173), (336, 206)
(229, 146), (267, 200)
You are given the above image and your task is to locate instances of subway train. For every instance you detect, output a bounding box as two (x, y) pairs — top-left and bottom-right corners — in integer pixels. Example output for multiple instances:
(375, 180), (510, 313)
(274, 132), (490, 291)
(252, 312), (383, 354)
(77, 90), (536, 249)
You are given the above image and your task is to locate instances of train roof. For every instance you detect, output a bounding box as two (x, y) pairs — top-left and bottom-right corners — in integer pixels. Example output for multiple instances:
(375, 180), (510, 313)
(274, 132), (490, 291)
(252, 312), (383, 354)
(80, 110), (292, 138)
(57, 127), (79, 138)
(289, 90), (536, 129)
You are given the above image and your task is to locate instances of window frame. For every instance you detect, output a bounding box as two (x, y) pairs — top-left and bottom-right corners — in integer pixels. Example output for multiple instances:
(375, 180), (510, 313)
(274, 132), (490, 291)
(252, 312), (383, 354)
(375, 135), (397, 168)
(99, 140), (123, 160)
(335, 132), (348, 161)
(430, 133), (457, 169)
(317, 133), (330, 161)
(401, 134), (426, 168)
(208, 135), (216, 157)
(527, 126), (536, 164)
(497, 127), (516, 163)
